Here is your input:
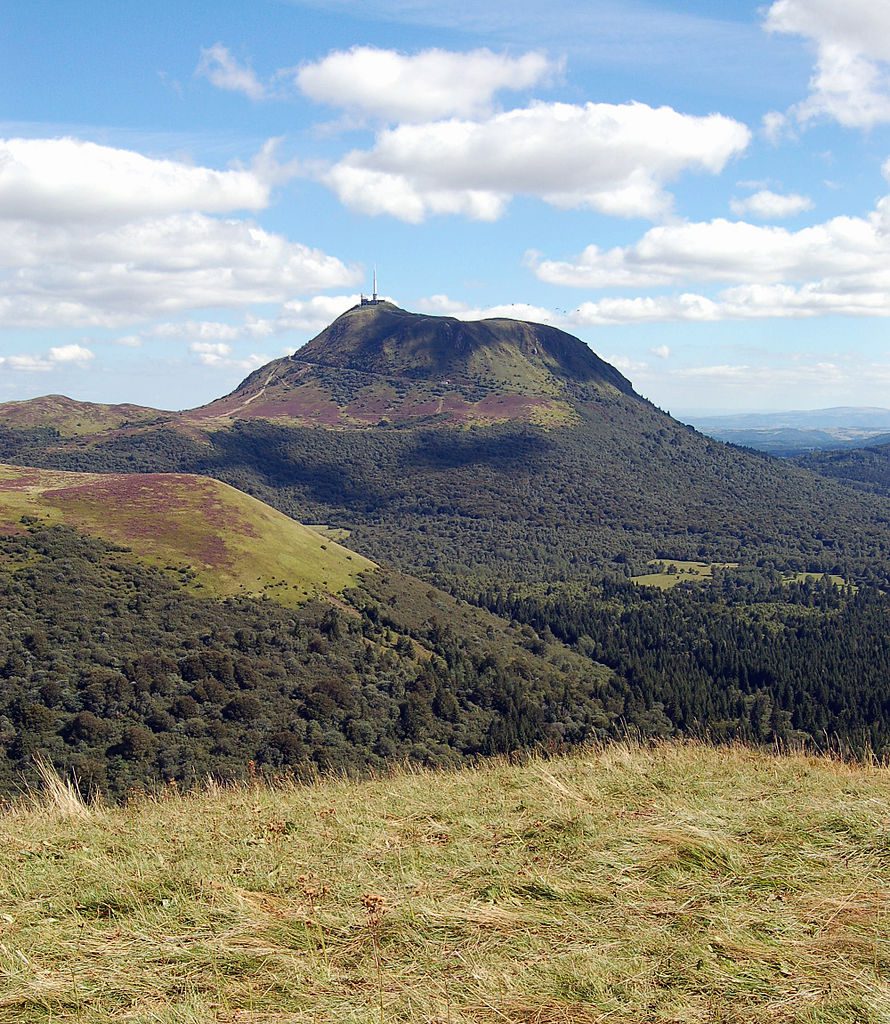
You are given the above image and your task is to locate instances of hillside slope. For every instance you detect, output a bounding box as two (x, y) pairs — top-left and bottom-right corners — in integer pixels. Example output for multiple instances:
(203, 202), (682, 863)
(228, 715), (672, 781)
(0, 463), (373, 603)
(2, 743), (888, 1023)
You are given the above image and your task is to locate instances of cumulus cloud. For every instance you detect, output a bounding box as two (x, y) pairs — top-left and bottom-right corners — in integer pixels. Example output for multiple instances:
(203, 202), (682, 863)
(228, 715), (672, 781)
(196, 43), (267, 101)
(571, 294), (722, 325)
(0, 343), (94, 372)
(0, 137), (357, 329)
(650, 344), (671, 359)
(323, 101), (750, 222)
(527, 189), (890, 323)
(531, 202), (890, 289)
(764, 1), (890, 128)
(730, 190), (813, 219)
(189, 340), (271, 370)
(0, 212), (360, 327)
(295, 46), (557, 122)
(415, 293), (561, 324)
(0, 137), (269, 222)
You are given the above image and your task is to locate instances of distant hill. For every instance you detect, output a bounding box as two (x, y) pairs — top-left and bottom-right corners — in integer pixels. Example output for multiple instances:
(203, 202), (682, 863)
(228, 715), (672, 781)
(687, 407), (890, 455)
(794, 441), (890, 499)
(0, 394), (168, 436)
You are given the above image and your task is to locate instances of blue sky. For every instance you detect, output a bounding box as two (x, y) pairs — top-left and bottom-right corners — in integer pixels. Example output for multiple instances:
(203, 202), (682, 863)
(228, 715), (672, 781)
(3, 0), (890, 413)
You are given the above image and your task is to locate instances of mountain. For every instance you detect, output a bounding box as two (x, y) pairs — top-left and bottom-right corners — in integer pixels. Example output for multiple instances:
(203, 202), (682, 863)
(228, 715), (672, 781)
(2, 303), (890, 588)
(189, 301), (635, 429)
(688, 406), (890, 431)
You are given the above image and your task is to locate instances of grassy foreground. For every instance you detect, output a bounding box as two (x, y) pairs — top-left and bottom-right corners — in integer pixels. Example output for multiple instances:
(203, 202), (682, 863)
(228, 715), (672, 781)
(1, 743), (888, 1023)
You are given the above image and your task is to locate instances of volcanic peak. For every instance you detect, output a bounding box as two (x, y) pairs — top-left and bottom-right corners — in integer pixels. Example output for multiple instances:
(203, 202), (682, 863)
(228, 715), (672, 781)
(291, 302), (634, 393)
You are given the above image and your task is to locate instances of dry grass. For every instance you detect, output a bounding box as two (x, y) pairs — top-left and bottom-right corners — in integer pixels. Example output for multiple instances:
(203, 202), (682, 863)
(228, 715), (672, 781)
(28, 756), (91, 820)
(1, 742), (888, 1023)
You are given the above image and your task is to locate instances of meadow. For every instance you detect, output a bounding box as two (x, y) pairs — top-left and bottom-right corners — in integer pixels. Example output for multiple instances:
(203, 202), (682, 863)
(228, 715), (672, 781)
(2, 742), (887, 1023)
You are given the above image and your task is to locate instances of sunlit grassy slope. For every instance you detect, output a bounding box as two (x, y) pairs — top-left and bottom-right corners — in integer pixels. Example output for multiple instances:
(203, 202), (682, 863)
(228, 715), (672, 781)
(2, 743), (887, 1023)
(0, 464), (374, 604)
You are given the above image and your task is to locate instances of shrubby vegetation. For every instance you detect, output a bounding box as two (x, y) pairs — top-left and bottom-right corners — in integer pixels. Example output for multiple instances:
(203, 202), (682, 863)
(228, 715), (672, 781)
(0, 525), (621, 799)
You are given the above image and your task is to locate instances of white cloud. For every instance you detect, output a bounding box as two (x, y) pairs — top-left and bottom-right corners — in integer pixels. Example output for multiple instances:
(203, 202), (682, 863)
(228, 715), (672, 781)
(0, 137), (269, 222)
(295, 46), (557, 122)
(531, 204), (890, 289)
(415, 293), (560, 324)
(730, 190), (813, 219)
(762, 111), (792, 142)
(155, 321), (243, 342)
(0, 138), (357, 329)
(323, 101), (750, 222)
(765, 1), (890, 128)
(650, 344), (671, 359)
(190, 341), (232, 365)
(0, 343), (94, 373)
(572, 294), (722, 325)
(0, 213), (360, 327)
(196, 43), (267, 101)
(49, 343), (94, 364)
(529, 191), (890, 323)
(189, 340), (271, 370)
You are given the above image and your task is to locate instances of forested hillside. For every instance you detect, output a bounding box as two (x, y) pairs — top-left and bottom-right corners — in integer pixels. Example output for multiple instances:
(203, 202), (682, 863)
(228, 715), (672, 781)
(795, 442), (890, 498)
(0, 524), (618, 798)
(3, 416), (890, 589)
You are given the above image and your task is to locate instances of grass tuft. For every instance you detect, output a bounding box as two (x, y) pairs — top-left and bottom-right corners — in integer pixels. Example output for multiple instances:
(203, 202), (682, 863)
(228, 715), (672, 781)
(29, 754), (91, 819)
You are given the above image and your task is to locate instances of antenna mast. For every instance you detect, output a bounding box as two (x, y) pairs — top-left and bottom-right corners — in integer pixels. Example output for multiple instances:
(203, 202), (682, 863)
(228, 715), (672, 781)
(361, 266), (381, 306)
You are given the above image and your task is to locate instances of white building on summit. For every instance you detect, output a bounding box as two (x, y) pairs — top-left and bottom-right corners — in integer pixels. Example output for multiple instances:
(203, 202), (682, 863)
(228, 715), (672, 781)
(360, 268), (384, 306)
